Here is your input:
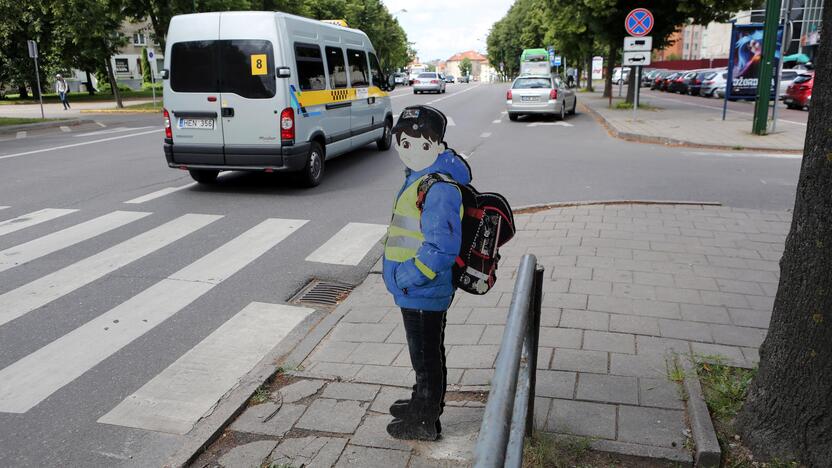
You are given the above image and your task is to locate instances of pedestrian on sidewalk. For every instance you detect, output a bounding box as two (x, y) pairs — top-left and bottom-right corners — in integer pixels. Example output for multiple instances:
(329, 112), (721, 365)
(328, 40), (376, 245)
(383, 105), (472, 441)
(55, 74), (71, 110)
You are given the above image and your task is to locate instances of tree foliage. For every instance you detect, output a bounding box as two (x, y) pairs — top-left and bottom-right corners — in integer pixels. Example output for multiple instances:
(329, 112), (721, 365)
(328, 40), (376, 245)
(459, 57), (472, 77)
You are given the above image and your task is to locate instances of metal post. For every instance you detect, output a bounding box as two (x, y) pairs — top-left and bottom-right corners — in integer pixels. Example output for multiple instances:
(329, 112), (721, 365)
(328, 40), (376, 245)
(632, 66), (640, 121)
(525, 266), (544, 435)
(33, 56), (44, 119)
(151, 72), (157, 108)
(771, 3), (793, 133)
(752, 0), (783, 135)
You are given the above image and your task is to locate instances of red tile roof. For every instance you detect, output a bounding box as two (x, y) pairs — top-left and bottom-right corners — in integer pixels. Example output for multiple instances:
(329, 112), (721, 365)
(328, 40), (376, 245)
(447, 50), (488, 62)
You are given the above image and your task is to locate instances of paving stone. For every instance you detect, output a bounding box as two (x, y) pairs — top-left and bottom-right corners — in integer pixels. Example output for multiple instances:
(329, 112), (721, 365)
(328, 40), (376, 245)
(477, 325), (504, 344)
(392, 347), (411, 367)
(569, 279), (612, 296)
(354, 365), (413, 387)
(464, 307), (508, 324)
(551, 266), (593, 280)
(335, 445), (410, 468)
(559, 309), (609, 331)
(446, 345), (499, 368)
(537, 347), (554, 369)
(275, 379), (325, 403)
(540, 308), (562, 326)
(330, 323), (397, 342)
(634, 272), (675, 287)
(535, 370), (576, 399)
(655, 287), (703, 305)
(710, 324), (767, 347)
(321, 382), (381, 401)
(270, 436), (348, 468)
(746, 294), (775, 311)
(534, 397), (552, 430)
(542, 293), (588, 309)
(539, 327), (583, 349)
(609, 314), (660, 336)
(351, 414), (413, 450)
(305, 362), (363, 380)
(343, 307), (392, 323)
(542, 278), (571, 294)
(639, 378), (684, 409)
(309, 341), (361, 364)
(370, 386), (413, 414)
(348, 342), (404, 365)
(445, 325), (485, 345)
(295, 398), (366, 433)
(447, 368), (464, 385)
(588, 295), (634, 314)
(460, 368), (494, 386)
(631, 300), (682, 319)
(592, 268), (634, 284)
(680, 304), (732, 324)
(673, 274), (719, 291)
(658, 319), (713, 342)
(690, 342), (745, 366)
(716, 279), (765, 296)
(583, 331), (635, 354)
(230, 402), (306, 436)
(218, 440), (277, 468)
(456, 293), (501, 307)
(636, 336), (692, 356)
(446, 307), (472, 324)
(610, 354), (669, 378)
(551, 348), (608, 373)
(618, 406), (687, 449)
(545, 398), (616, 439)
(701, 291), (750, 308)
(385, 324), (407, 344)
(741, 347), (760, 365)
(613, 283), (657, 300)
(576, 373), (638, 404)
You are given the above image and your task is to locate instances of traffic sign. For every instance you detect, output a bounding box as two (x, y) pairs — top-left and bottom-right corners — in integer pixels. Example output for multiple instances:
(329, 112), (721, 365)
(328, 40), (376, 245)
(554, 55), (562, 67)
(625, 8), (654, 37)
(27, 40), (38, 58)
(623, 51), (651, 66)
(623, 36), (652, 52)
(147, 49), (155, 60)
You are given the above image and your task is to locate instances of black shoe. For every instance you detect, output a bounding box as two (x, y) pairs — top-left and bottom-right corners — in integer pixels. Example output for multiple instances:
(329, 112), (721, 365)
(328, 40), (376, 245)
(386, 417), (439, 441)
(390, 400), (442, 434)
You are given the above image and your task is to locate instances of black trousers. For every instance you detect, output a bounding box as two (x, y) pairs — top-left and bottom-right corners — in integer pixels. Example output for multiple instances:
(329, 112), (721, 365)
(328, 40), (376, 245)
(401, 308), (447, 419)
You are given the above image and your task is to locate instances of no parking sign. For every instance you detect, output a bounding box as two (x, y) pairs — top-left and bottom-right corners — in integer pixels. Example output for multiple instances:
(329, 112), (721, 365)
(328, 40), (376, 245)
(625, 9), (654, 37)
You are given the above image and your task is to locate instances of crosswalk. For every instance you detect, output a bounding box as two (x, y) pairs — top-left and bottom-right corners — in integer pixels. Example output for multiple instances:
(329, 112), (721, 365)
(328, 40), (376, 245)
(0, 205), (388, 428)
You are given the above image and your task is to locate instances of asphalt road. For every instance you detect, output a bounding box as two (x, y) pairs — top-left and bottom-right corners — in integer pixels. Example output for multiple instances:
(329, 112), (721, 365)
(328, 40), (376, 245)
(0, 82), (801, 467)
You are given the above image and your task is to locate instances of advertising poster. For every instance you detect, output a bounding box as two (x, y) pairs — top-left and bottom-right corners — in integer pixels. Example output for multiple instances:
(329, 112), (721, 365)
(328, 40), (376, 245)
(726, 23), (783, 99)
(591, 56), (604, 80)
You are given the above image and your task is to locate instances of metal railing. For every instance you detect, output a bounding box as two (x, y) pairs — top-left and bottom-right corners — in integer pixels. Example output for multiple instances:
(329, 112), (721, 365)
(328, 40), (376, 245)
(473, 254), (544, 468)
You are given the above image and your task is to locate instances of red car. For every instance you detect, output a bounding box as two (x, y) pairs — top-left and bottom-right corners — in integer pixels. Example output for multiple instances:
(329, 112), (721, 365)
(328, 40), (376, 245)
(784, 73), (813, 110)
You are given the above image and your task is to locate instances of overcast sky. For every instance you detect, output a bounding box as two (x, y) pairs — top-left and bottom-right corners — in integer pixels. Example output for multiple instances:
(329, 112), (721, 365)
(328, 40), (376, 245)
(382, 0), (515, 63)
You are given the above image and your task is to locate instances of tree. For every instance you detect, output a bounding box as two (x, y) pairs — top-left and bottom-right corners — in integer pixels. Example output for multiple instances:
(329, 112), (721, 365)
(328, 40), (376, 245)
(0, 0), (58, 99)
(426, 63), (436, 72)
(459, 57), (472, 77)
(736, 5), (832, 465)
(141, 47), (152, 84)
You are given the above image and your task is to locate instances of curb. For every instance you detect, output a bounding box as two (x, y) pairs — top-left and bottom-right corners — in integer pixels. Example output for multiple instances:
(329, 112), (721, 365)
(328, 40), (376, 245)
(515, 199), (722, 214)
(0, 118), (85, 135)
(580, 102), (803, 154)
(80, 108), (161, 114)
(681, 358), (722, 467)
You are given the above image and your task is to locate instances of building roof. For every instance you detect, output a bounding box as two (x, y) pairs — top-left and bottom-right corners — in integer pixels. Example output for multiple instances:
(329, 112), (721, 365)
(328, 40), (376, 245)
(447, 50), (488, 62)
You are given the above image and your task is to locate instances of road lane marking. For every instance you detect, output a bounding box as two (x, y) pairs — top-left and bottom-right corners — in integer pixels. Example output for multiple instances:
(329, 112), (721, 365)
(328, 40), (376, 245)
(0, 211), (151, 274)
(760, 179), (768, 184)
(683, 151), (802, 159)
(446, 116), (456, 126)
(480, 132), (492, 138)
(492, 119), (502, 123)
(0, 218), (306, 413)
(527, 121), (574, 127)
(305, 222), (387, 266)
(124, 184), (195, 204)
(0, 129), (161, 161)
(500, 111), (507, 114)
(0, 206), (8, 211)
(98, 302), (313, 434)
(0, 213), (221, 329)
(427, 84), (482, 104)
(60, 126), (71, 132)
(0, 208), (78, 238)
(74, 126), (153, 138)
(16, 131), (26, 139)
(95, 121), (107, 128)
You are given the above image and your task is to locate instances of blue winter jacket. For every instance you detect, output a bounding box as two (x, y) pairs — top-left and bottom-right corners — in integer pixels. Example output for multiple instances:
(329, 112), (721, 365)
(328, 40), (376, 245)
(383, 150), (472, 311)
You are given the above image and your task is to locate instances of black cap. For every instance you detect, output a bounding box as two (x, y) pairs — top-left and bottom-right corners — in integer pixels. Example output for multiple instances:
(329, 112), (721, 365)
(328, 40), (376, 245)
(392, 105), (447, 143)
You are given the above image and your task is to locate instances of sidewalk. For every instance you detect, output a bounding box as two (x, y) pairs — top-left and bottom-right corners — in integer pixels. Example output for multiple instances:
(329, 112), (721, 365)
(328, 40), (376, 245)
(194, 203), (790, 467)
(581, 91), (805, 152)
(0, 99), (153, 119)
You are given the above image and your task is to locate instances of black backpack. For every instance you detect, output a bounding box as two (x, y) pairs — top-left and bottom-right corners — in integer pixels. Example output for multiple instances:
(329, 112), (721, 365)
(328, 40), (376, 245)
(416, 173), (515, 295)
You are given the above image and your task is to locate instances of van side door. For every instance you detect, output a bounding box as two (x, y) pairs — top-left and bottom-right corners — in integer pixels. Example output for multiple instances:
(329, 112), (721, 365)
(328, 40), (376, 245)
(368, 52), (389, 129)
(318, 45), (351, 158)
(345, 48), (374, 148)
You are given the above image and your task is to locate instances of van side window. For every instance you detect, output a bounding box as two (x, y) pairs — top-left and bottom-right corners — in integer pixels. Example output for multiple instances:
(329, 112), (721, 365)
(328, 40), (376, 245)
(324, 47), (348, 89)
(170, 41), (219, 92)
(295, 43), (326, 91)
(221, 40), (276, 99)
(346, 49), (369, 87)
(368, 53), (383, 87)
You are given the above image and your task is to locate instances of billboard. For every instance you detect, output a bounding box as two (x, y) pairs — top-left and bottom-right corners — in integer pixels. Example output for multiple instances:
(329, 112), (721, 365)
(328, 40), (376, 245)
(592, 56), (604, 80)
(726, 23), (783, 99)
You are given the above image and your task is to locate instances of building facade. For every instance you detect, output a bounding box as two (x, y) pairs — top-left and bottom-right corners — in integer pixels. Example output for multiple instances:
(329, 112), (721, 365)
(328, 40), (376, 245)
(445, 51), (489, 81)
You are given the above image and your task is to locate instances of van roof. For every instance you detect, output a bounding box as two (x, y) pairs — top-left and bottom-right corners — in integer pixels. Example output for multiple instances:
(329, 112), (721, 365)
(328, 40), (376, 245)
(171, 11), (370, 39)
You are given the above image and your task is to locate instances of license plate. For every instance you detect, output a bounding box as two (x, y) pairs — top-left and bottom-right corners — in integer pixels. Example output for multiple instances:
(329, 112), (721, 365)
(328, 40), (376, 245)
(178, 118), (214, 130)
(521, 96), (538, 102)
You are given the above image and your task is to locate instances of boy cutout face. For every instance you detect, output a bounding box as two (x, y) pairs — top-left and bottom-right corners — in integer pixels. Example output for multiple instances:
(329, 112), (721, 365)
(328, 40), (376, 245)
(392, 106), (447, 171)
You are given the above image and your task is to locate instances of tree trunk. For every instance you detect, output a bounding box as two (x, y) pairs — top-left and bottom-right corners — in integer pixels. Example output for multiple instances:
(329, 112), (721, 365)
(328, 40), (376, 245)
(105, 58), (123, 108)
(625, 67), (636, 104)
(603, 42), (614, 98)
(736, 4), (832, 466)
(17, 85), (29, 99)
(85, 70), (95, 95)
(585, 53), (593, 92)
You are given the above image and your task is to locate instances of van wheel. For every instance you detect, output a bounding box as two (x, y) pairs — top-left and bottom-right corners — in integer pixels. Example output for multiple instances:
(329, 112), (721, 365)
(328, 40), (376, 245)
(300, 142), (325, 187)
(377, 119), (393, 151)
(508, 113), (519, 121)
(189, 169), (218, 184)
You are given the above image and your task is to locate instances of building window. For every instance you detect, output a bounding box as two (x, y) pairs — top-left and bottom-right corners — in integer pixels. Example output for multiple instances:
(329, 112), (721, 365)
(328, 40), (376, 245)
(684, 43), (690, 50)
(114, 58), (130, 74)
(133, 33), (146, 46)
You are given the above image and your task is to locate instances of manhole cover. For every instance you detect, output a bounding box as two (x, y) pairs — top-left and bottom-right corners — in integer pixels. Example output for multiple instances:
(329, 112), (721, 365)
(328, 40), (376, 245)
(290, 280), (354, 309)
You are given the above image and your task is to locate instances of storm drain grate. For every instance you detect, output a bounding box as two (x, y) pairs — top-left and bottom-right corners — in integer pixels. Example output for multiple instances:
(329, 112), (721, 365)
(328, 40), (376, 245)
(290, 279), (354, 309)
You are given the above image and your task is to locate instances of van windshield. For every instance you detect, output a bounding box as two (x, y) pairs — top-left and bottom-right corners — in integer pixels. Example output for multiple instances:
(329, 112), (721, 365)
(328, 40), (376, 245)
(170, 40), (276, 98)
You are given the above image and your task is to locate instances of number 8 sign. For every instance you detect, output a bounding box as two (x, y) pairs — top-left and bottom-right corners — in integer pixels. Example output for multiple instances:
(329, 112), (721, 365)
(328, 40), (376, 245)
(251, 54), (268, 76)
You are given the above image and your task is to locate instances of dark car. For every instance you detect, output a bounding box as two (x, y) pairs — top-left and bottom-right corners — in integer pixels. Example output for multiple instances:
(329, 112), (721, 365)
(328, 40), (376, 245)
(640, 68), (658, 87)
(686, 70), (710, 96)
(650, 70), (670, 90)
(784, 73), (813, 110)
(658, 72), (679, 91)
(667, 72), (691, 93)
(444, 75), (455, 83)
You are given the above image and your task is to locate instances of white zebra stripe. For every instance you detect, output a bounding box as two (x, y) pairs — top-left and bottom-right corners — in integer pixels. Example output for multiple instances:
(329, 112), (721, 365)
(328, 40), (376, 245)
(305, 222), (387, 266)
(0, 209), (78, 238)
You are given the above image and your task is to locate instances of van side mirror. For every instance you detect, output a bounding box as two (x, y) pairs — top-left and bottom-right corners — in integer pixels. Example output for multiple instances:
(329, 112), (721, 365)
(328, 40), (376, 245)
(277, 67), (291, 78)
(160, 69), (169, 80)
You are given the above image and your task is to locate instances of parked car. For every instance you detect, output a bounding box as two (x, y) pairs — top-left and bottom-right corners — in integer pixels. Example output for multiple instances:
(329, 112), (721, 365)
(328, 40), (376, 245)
(506, 75), (577, 121)
(413, 72), (446, 94)
(394, 73), (407, 85)
(667, 71), (692, 94)
(458, 75), (470, 83)
(777, 69), (800, 99)
(658, 72), (680, 91)
(612, 67), (631, 84)
(686, 70), (711, 96)
(715, 86), (726, 98)
(642, 69), (662, 87)
(784, 72), (813, 110)
(444, 75), (455, 83)
(699, 70), (727, 97)
(650, 70), (671, 90)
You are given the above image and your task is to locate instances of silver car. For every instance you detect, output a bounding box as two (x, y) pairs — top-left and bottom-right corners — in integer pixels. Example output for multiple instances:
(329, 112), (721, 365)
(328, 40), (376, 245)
(413, 72), (446, 94)
(699, 70), (727, 97)
(506, 75), (576, 121)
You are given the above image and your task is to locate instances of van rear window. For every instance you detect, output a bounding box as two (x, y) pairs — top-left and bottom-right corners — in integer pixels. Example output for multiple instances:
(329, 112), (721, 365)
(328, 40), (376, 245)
(169, 40), (275, 99)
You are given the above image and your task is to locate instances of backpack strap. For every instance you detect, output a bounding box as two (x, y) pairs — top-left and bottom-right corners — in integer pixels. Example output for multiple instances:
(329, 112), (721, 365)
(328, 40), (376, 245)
(416, 173), (457, 212)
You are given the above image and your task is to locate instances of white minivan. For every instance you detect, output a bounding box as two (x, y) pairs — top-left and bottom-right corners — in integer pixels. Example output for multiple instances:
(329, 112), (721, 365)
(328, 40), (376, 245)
(162, 12), (396, 186)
